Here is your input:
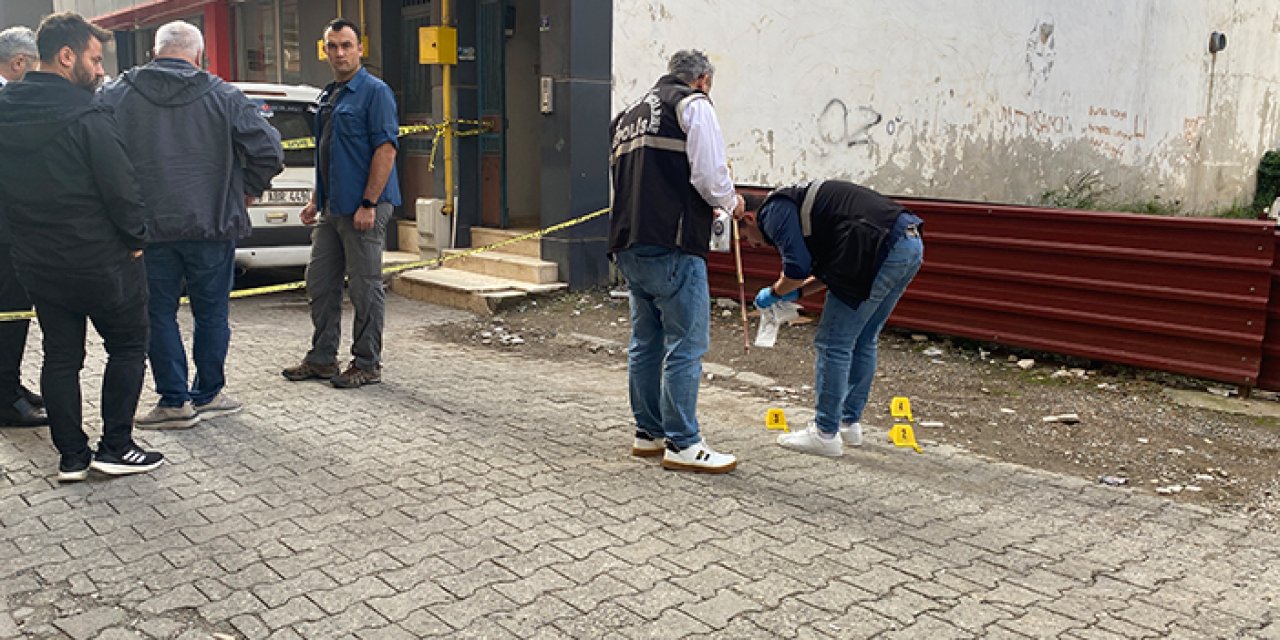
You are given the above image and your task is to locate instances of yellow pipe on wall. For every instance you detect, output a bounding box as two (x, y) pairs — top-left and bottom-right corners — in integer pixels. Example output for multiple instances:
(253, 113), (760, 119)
(442, 0), (456, 246)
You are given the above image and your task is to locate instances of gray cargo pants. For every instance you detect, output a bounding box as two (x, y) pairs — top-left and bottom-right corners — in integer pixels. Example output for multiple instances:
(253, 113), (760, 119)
(303, 203), (393, 370)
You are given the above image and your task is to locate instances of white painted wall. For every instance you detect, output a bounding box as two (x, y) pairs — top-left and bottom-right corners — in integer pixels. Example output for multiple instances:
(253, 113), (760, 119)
(613, 1), (1280, 212)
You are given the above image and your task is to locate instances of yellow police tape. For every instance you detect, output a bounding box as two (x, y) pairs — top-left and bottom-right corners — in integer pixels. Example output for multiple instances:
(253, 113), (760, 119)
(280, 119), (490, 151)
(0, 205), (612, 322)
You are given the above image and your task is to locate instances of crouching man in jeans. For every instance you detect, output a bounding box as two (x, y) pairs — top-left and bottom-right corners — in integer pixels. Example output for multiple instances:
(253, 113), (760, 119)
(738, 180), (924, 457)
(0, 12), (163, 481)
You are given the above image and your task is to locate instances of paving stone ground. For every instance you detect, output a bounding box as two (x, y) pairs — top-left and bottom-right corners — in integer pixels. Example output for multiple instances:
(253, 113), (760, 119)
(1, 292), (1278, 639)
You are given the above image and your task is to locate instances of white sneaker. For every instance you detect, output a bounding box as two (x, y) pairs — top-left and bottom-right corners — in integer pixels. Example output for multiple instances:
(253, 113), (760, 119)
(661, 440), (737, 473)
(840, 422), (863, 447)
(631, 435), (665, 458)
(777, 424), (844, 457)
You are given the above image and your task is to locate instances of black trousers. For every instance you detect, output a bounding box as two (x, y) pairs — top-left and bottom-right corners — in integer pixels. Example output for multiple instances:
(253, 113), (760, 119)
(20, 258), (149, 458)
(0, 244), (33, 406)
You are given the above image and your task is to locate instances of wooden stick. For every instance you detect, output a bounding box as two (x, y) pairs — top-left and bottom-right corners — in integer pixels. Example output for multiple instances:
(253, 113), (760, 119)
(732, 216), (750, 352)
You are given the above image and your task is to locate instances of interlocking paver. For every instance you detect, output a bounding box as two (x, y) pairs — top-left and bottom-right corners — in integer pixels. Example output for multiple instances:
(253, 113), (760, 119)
(0, 294), (1276, 638)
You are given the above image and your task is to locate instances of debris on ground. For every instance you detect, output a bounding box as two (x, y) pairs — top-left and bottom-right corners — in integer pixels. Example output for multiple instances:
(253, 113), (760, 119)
(1099, 475), (1129, 486)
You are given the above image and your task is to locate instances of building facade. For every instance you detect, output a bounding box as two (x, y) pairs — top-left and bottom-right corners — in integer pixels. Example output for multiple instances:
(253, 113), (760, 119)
(614, 0), (1280, 214)
(54, 0), (612, 289)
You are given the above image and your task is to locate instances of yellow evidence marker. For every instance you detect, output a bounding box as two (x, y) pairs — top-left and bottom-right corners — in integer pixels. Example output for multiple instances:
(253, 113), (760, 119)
(765, 408), (790, 433)
(888, 396), (922, 453)
(890, 396), (914, 422)
(889, 423), (923, 453)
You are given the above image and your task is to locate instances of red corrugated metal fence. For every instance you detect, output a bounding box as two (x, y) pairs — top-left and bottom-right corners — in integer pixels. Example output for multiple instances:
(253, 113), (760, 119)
(708, 190), (1277, 388)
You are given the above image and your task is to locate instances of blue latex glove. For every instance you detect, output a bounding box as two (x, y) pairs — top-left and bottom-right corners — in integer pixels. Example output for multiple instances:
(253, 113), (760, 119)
(755, 286), (800, 309)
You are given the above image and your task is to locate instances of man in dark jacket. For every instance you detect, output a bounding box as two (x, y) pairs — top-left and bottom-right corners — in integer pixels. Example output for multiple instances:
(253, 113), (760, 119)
(0, 24), (46, 428)
(100, 20), (283, 430)
(739, 180), (924, 457)
(0, 12), (163, 482)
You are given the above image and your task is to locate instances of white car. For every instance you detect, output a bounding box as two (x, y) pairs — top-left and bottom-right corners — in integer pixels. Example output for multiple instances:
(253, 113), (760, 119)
(234, 82), (322, 270)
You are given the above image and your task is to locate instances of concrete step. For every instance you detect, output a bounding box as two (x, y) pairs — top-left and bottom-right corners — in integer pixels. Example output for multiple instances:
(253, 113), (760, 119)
(441, 249), (559, 284)
(470, 227), (542, 259)
(391, 266), (566, 315)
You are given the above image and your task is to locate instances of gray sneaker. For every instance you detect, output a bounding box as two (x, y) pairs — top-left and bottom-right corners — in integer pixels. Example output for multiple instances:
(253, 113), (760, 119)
(194, 392), (243, 418)
(136, 402), (200, 430)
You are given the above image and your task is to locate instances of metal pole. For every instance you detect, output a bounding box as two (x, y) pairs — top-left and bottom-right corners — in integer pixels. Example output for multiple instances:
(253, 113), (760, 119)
(442, 0), (456, 249)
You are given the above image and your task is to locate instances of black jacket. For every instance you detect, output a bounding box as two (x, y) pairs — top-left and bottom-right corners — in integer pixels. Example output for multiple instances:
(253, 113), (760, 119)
(608, 75), (714, 258)
(98, 58), (283, 242)
(0, 72), (146, 272)
(763, 180), (914, 305)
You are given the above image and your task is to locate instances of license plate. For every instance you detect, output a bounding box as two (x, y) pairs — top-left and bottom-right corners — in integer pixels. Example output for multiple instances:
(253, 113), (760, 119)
(259, 189), (311, 206)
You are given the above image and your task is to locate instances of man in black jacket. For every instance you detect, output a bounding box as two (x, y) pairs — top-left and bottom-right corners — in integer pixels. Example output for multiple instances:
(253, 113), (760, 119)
(739, 180), (924, 458)
(0, 24), (46, 428)
(0, 12), (164, 482)
(100, 20), (283, 430)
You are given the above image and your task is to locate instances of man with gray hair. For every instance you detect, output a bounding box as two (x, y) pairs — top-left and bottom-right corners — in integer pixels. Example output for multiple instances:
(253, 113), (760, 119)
(0, 24), (44, 428)
(99, 20), (283, 429)
(608, 49), (744, 473)
(0, 26), (37, 86)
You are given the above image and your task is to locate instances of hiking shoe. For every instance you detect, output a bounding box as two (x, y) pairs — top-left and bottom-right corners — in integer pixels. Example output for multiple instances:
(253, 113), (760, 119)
(282, 360), (339, 382)
(57, 452), (91, 483)
(661, 440), (737, 473)
(632, 432), (665, 458)
(136, 402), (200, 430)
(840, 422), (863, 447)
(91, 445), (164, 476)
(194, 392), (243, 418)
(777, 424), (844, 458)
(330, 362), (382, 389)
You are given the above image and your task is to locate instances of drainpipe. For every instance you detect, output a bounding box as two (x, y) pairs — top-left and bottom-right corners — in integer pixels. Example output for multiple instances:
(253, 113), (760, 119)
(441, 0), (457, 247)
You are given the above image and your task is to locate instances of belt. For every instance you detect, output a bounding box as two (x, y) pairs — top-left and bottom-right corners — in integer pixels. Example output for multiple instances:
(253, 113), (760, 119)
(904, 224), (920, 239)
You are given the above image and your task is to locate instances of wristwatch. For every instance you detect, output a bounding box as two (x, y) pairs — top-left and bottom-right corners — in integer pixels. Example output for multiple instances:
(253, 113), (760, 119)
(360, 198), (377, 209)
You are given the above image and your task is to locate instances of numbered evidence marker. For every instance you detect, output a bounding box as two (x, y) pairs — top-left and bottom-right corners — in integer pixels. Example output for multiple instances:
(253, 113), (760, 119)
(890, 396), (914, 422)
(889, 423), (923, 454)
(765, 408), (789, 433)
(888, 396), (922, 453)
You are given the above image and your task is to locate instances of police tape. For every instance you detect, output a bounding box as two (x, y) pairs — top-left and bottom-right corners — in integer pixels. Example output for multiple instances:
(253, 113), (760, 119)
(280, 119), (490, 151)
(0, 205), (612, 322)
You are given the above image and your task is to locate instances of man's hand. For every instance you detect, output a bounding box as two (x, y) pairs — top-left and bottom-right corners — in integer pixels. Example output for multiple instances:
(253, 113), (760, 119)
(755, 286), (800, 309)
(354, 206), (375, 231)
(300, 201), (319, 225)
(130, 250), (143, 260)
(732, 193), (746, 219)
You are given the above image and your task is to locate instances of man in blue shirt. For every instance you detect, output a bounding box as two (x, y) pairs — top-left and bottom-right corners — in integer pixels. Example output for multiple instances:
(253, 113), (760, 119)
(283, 17), (401, 389)
(739, 180), (924, 457)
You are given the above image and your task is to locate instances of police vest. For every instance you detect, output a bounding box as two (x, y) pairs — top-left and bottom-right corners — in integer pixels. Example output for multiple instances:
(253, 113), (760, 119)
(608, 75), (714, 258)
(764, 180), (910, 304)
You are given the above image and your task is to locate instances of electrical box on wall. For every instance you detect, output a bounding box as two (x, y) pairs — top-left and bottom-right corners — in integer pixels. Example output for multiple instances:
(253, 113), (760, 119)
(418, 26), (458, 65)
(317, 36), (370, 61)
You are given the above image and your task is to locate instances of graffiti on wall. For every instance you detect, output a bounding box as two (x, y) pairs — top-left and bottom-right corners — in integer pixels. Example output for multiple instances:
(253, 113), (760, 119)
(997, 105), (1068, 137)
(816, 99), (907, 150)
(1086, 106), (1147, 159)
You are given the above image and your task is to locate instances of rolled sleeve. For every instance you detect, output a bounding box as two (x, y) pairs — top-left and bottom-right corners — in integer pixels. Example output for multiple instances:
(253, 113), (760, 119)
(369, 85), (400, 150)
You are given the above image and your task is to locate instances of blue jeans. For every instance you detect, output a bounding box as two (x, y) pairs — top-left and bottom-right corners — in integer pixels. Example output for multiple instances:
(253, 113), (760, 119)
(614, 246), (710, 450)
(813, 235), (924, 434)
(145, 240), (236, 407)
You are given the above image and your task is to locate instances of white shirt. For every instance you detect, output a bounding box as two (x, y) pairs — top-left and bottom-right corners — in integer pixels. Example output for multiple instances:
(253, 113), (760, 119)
(681, 97), (737, 212)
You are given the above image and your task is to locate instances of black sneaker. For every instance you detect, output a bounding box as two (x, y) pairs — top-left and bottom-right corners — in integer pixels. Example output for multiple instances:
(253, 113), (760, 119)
(91, 445), (164, 476)
(57, 452), (91, 483)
